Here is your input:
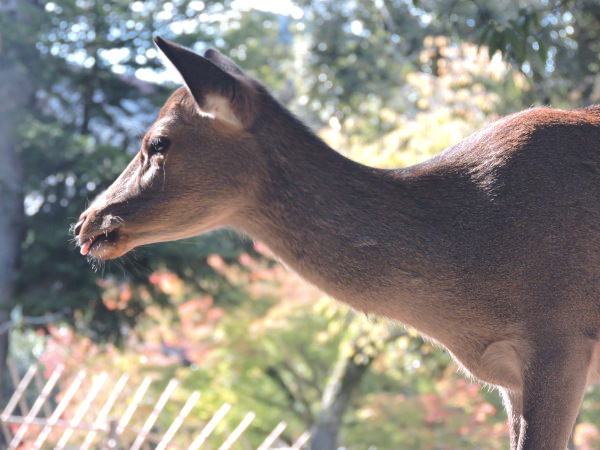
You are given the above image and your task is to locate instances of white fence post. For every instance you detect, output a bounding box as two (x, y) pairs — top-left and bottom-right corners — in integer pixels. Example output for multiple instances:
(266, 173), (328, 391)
(0, 361), (310, 449)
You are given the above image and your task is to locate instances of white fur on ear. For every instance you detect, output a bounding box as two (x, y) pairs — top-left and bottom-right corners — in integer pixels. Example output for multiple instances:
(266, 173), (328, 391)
(185, 89), (242, 129)
(203, 94), (243, 129)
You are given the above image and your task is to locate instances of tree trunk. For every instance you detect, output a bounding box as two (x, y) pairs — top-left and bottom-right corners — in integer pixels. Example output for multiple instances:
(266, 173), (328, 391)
(310, 325), (405, 450)
(0, 1), (31, 404)
(0, 72), (25, 399)
(309, 340), (374, 450)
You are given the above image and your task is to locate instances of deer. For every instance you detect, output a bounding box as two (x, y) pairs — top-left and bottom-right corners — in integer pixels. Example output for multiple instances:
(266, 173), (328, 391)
(73, 36), (600, 450)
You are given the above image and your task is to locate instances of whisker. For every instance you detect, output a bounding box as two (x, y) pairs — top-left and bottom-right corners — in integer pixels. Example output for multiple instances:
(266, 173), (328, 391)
(67, 237), (80, 248)
(126, 250), (153, 276)
(111, 259), (129, 278)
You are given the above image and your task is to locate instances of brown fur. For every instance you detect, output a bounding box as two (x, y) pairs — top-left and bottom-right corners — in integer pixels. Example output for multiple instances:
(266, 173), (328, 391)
(74, 37), (600, 449)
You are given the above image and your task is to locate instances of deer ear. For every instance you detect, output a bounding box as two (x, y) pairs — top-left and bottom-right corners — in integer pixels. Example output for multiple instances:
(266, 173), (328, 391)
(154, 36), (254, 130)
(203, 48), (245, 76)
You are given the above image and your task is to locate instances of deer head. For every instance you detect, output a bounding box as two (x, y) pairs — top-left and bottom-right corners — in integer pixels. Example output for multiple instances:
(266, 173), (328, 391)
(74, 37), (266, 259)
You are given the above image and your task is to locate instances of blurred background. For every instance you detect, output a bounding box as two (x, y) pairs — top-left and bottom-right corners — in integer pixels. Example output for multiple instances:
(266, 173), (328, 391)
(1, 0), (600, 448)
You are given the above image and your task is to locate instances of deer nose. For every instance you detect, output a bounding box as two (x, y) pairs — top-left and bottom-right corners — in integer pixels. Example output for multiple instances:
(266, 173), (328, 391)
(73, 209), (98, 237)
(74, 209), (123, 238)
(73, 216), (86, 236)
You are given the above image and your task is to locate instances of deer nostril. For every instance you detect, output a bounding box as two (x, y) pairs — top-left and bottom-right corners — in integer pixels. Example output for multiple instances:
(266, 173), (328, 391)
(73, 217), (85, 236)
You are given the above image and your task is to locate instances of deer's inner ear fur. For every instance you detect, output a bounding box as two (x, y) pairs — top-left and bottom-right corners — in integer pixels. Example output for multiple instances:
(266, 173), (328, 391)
(154, 36), (255, 130)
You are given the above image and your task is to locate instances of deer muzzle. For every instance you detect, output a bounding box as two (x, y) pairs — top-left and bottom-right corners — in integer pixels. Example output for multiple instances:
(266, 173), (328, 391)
(74, 209), (125, 258)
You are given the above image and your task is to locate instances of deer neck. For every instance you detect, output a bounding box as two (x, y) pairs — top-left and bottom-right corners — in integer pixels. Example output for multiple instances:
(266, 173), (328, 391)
(232, 111), (463, 333)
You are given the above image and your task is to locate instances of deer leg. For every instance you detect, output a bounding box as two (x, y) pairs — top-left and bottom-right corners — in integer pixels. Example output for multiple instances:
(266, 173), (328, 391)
(500, 387), (523, 450)
(518, 340), (590, 450)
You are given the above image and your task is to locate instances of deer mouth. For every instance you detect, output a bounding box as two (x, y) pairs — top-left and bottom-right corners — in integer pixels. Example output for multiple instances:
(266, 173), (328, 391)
(79, 228), (120, 256)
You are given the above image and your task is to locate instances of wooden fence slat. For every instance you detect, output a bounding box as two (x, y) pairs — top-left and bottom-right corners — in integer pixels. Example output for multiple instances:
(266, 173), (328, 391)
(257, 421), (287, 450)
(32, 369), (86, 449)
(116, 375), (152, 435)
(2, 416), (102, 430)
(2, 361), (37, 443)
(130, 378), (178, 450)
(55, 371), (107, 449)
(156, 390), (200, 450)
(1, 364), (37, 422)
(80, 373), (129, 450)
(291, 431), (311, 449)
(7, 359), (30, 417)
(34, 366), (54, 419)
(0, 411), (9, 445)
(189, 403), (231, 450)
(8, 363), (63, 450)
(218, 411), (256, 450)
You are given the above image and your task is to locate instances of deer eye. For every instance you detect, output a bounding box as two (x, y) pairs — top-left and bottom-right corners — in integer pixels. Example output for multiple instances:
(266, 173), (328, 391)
(148, 136), (170, 154)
